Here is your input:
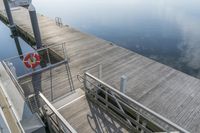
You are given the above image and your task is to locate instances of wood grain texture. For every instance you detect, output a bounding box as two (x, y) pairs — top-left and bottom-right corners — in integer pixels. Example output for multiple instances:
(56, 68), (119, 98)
(59, 96), (129, 133)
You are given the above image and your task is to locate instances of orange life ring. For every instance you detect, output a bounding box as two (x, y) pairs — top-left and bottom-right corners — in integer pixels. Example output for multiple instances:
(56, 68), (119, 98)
(23, 53), (40, 69)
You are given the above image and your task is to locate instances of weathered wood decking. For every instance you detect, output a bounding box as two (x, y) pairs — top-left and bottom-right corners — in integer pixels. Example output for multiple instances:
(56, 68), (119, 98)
(1, 2), (200, 132)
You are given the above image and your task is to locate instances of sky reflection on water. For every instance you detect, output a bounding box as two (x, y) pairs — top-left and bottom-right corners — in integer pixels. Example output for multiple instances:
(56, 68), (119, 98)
(0, 22), (32, 60)
(32, 0), (200, 78)
(1, 0), (200, 78)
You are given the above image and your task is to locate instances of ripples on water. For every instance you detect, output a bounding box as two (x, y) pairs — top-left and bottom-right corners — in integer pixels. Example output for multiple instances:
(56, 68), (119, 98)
(1, 0), (200, 78)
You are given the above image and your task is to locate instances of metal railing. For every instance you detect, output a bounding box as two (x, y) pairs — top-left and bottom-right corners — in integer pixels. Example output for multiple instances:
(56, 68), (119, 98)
(39, 92), (77, 133)
(82, 72), (190, 133)
(2, 59), (76, 132)
(3, 42), (75, 100)
(55, 17), (63, 27)
(1, 61), (25, 133)
(3, 43), (67, 79)
(2, 61), (25, 99)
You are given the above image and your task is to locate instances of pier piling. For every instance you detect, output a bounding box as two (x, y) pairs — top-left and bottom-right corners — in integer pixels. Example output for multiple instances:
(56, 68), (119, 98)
(3, 0), (15, 30)
(28, 4), (42, 49)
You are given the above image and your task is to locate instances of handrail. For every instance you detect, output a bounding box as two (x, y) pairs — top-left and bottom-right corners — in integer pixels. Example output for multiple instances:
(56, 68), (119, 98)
(39, 92), (77, 133)
(3, 43), (69, 80)
(85, 72), (190, 133)
(1, 61), (25, 133)
(2, 61), (25, 99)
(17, 60), (67, 80)
(3, 43), (65, 61)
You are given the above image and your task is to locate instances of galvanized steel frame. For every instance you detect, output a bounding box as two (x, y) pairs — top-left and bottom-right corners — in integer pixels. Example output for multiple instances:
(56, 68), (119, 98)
(39, 92), (77, 133)
(83, 72), (190, 133)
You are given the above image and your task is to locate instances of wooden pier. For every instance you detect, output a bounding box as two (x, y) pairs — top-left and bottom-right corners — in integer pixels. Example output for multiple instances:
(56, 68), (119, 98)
(1, 1), (200, 132)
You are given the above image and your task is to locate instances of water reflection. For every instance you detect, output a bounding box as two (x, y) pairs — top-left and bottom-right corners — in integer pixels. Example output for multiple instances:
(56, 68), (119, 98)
(12, 33), (23, 59)
(0, 21), (35, 76)
(0, 22), (32, 60)
(31, 0), (200, 78)
(4, 0), (198, 78)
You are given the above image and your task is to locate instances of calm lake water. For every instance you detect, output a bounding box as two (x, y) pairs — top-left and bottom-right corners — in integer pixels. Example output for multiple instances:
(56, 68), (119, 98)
(0, 22), (32, 60)
(1, 0), (200, 78)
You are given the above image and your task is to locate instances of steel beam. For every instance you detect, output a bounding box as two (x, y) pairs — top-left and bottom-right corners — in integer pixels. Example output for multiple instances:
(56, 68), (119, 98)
(3, 0), (15, 31)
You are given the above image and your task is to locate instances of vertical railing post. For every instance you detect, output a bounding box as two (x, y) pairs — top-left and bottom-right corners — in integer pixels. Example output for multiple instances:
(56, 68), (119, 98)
(56, 117), (62, 132)
(7, 62), (17, 78)
(98, 64), (102, 80)
(136, 114), (140, 131)
(50, 69), (53, 101)
(46, 48), (51, 65)
(46, 115), (53, 133)
(3, 0), (15, 30)
(46, 48), (53, 101)
(120, 75), (127, 93)
(141, 120), (147, 133)
(28, 4), (42, 49)
(84, 73), (87, 90)
(62, 43), (68, 61)
(165, 125), (170, 133)
(105, 89), (108, 108)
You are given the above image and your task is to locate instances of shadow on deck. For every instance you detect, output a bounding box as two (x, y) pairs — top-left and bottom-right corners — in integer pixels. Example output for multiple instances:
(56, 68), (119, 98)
(56, 92), (128, 133)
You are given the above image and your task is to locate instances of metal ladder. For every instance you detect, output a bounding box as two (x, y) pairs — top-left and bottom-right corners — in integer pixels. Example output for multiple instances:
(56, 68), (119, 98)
(55, 17), (63, 27)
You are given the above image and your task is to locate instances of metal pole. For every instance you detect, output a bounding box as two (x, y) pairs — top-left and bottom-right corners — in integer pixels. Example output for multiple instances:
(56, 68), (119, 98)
(120, 75), (127, 93)
(84, 73), (87, 90)
(28, 4), (42, 49)
(3, 0), (15, 30)
(46, 48), (53, 101)
(13, 36), (23, 59)
(141, 120), (147, 133)
(98, 64), (102, 80)
(46, 113), (53, 133)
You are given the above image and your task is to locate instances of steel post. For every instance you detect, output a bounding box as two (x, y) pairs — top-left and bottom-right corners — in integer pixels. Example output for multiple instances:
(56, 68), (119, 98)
(28, 4), (42, 49)
(120, 75), (127, 93)
(3, 0), (15, 30)
(98, 64), (102, 80)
